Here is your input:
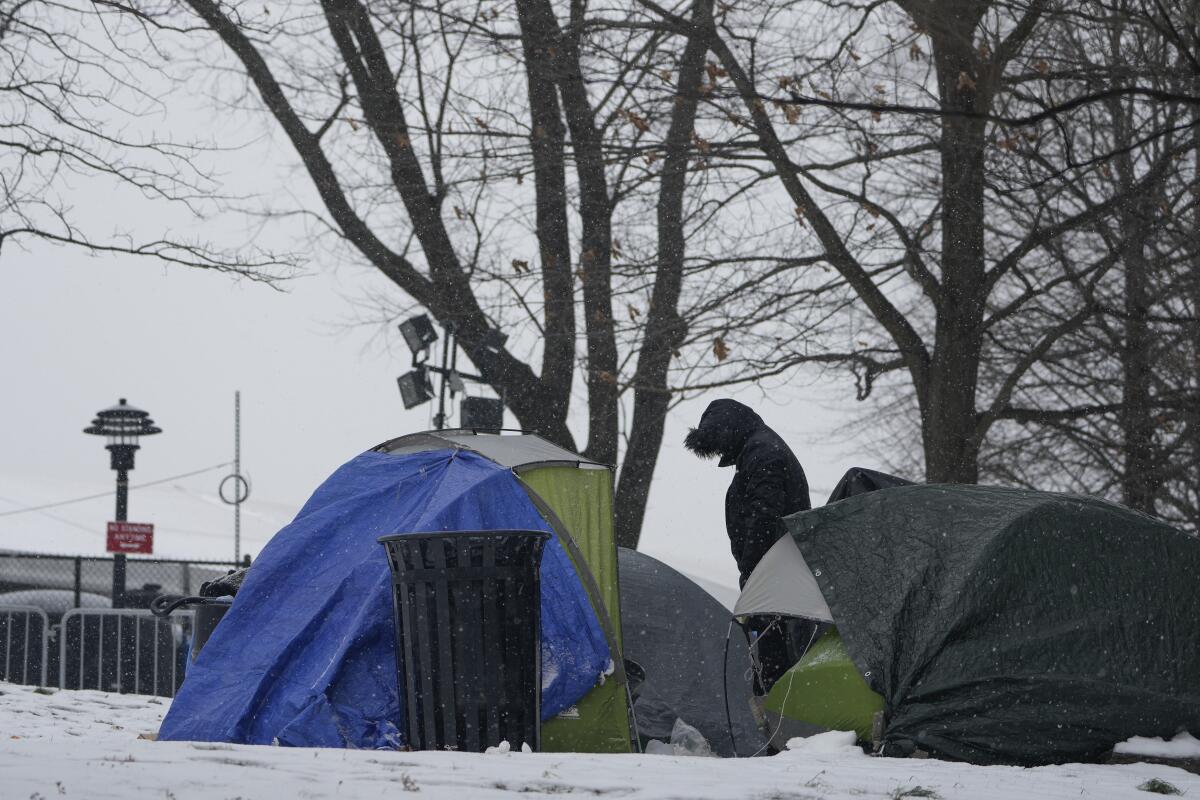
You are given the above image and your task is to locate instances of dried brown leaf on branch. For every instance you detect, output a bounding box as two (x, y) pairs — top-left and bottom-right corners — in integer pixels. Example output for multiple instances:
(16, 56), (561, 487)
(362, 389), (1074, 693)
(511, 259), (530, 274)
(713, 337), (730, 362)
(620, 108), (651, 134)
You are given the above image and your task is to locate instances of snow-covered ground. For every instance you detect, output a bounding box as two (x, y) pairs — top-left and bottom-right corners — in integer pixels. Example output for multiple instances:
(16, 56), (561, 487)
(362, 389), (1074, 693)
(2, 682), (1198, 799)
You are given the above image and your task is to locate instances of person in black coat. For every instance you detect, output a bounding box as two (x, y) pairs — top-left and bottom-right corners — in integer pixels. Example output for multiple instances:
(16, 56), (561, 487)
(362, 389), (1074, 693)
(685, 398), (812, 693)
(684, 399), (811, 584)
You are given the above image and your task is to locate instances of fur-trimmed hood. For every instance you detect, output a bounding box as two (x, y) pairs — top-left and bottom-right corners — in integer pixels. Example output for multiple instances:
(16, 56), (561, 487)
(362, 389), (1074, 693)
(683, 399), (764, 468)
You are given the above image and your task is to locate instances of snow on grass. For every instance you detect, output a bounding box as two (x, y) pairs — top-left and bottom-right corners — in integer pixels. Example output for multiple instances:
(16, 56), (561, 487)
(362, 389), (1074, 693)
(2, 681), (1198, 799)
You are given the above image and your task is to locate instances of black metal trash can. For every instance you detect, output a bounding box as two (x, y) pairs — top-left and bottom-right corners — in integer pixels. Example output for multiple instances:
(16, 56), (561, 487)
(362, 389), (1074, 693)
(378, 530), (550, 752)
(150, 596), (233, 663)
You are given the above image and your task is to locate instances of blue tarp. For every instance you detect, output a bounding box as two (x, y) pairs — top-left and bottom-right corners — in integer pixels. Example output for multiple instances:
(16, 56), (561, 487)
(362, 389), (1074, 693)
(159, 449), (611, 748)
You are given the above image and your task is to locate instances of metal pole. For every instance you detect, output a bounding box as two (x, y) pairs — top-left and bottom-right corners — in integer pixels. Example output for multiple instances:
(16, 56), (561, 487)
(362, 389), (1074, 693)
(234, 390), (241, 564)
(434, 328), (451, 430)
(113, 469), (127, 609)
(115, 469), (128, 522)
(112, 555), (126, 609)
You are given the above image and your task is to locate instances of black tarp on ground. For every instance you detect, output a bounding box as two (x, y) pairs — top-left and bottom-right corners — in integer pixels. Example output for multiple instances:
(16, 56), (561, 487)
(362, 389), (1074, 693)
(617, 548), (765, 757)
(787, 484), (1200, 766)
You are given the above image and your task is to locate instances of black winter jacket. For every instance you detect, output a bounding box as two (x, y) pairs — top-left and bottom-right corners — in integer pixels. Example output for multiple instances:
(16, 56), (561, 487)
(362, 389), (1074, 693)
(684, 400), (811, 585)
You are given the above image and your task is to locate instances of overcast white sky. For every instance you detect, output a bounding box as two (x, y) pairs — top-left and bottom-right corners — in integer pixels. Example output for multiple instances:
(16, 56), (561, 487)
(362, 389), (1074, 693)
(0, 60), (873, 588)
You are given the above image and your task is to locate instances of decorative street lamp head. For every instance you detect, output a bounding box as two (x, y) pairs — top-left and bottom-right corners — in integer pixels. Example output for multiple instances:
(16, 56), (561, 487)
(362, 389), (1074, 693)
(84, 398), (162, 471)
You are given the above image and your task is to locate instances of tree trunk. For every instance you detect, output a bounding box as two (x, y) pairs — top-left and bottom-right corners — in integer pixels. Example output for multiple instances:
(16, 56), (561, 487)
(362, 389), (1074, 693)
(1191, 110), (1200, 529)
(521, 0), (620, 466)
(613, 1), (709, 550)
(514, 0), (576, 429)
(1113, 95), (1161, 514)
(920, 14), (989, 484)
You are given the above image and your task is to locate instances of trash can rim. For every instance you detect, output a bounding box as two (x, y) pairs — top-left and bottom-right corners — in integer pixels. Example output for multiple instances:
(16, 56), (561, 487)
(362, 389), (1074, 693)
(377, 529), (552, 544)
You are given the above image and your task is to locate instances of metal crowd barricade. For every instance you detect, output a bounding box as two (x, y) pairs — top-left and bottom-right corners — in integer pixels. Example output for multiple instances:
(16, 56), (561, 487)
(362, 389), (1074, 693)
(0, 605), (49, 686)
(59, 608), (192, 697)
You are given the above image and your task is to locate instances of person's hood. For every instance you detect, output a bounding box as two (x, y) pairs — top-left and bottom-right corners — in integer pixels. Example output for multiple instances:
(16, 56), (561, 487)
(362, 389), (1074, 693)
(683, 399), (764, 467)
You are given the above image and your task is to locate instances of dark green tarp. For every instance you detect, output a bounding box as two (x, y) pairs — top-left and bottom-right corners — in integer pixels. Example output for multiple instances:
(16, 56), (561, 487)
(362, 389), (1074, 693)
(788, 484), (1200, 766)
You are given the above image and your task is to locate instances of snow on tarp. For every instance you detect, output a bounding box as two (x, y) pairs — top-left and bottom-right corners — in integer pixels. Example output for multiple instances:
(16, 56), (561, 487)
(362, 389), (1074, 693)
(158, 449), (610, 748)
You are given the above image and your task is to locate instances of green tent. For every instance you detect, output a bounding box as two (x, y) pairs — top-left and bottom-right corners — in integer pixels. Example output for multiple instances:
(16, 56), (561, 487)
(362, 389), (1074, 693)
(764, 628), (882, 742)
(374, 430), (634, 753)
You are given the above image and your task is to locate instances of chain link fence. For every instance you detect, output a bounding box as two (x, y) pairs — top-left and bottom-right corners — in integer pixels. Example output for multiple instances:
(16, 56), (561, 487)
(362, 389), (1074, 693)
(0, 551), (243, 607)
(0, 551), (245, 696)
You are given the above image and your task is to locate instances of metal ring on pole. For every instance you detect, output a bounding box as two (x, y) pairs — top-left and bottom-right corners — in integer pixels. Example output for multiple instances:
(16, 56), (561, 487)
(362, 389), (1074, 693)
(219, 474), (250, 505)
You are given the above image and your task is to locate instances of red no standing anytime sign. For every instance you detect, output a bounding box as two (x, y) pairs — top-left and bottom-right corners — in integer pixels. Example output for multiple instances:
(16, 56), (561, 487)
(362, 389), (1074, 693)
(106, 521), (154, 554)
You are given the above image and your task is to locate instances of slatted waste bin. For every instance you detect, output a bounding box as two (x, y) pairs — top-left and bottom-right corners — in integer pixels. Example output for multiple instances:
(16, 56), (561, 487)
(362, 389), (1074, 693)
(379, 530), (549, 752)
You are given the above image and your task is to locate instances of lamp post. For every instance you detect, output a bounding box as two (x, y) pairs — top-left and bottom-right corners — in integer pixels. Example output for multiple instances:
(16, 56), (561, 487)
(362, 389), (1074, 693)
(84, 398), (161, 607)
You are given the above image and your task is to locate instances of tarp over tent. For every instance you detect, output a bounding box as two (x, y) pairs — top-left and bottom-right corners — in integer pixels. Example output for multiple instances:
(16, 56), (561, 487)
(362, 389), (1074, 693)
(159, 433), (633, 751)
(824, 467), (913, 504)
(777, 483), (1200, 766)
(617, 548), (765, 757)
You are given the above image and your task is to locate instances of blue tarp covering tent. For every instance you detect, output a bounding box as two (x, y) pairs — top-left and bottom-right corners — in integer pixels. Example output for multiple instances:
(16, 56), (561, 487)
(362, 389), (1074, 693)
(158, 446), (612, 748)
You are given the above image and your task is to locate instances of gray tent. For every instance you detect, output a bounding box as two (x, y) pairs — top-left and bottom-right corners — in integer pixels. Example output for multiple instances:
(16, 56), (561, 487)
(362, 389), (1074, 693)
(617, 548), (765, 757)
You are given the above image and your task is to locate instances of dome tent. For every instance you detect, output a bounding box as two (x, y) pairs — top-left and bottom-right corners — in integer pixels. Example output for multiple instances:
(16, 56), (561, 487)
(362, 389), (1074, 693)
(617, 547), (765, 757)
(159, 430), (634, 753)
(735, 479), (1200, 765)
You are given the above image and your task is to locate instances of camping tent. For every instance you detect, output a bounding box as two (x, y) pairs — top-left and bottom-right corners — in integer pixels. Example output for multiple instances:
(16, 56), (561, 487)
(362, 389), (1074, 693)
(824, 467), (913, 503)
(735, 481), (1200, 765)
(617, 547), (765, 757)
(158, 431), (634, 753)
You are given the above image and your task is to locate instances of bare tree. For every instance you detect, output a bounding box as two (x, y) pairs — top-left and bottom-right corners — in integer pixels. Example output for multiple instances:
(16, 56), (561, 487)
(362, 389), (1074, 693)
(973, 2), (1200, 527)
(0, 0), (289, 277)
(165, 0), (827, 547)
(634, 0), (1197, 492)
